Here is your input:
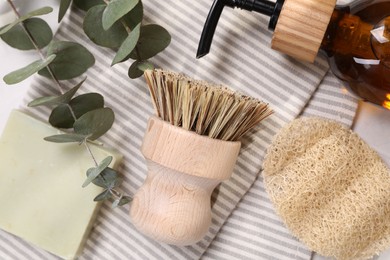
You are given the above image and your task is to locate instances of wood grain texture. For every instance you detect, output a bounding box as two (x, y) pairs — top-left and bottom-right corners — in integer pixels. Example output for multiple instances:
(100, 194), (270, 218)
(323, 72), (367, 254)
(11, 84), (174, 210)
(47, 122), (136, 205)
(271, 0), (337, 62)
(141, 117), (241, 180)
(130, 117), (241, 245)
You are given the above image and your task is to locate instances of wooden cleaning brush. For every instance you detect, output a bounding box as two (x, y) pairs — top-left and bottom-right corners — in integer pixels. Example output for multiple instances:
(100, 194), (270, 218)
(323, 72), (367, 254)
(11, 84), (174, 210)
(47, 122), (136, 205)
(130, 69), (272, 245)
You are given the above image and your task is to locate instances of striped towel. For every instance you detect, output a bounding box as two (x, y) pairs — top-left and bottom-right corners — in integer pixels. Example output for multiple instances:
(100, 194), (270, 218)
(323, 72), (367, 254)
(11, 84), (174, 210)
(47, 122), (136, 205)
(0, 1), (358, 259)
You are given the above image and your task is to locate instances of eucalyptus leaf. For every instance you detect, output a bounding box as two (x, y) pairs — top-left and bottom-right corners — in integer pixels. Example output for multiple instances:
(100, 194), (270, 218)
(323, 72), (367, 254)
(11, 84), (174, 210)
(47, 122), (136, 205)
(83, 5), (127, 49)
(20, 7), (53, 19)
(0, 18), (52, 50)
(112, 196), (133, 208)
(49, 93), (104, 128)
(110, 177), (123, 188)
(91, 168), (117, 188)
(119, 196), (132, 206)
(73, 0), (104, 11)
(74, 108), (115, 140)
(137, 60), (154, 71)
(112, 23), (140, 65)
(29, 96), (59, 107)
(49, 104), (74, 128)
(122, 1), (143, 30)
(82, 156), (113, 187)
(3, 54), (56, 84)
(38, 41), (95, 80)
(0, 6), (53, 35)
(90, 167), (118, 188)
(129, 24), (171, 60)
(69, 93), (104, 116)
(28, 77), (86, 107)
(58, 0), (72, 22)
(128, 60), (144, 79)
(44, 133), (87, 143)
(102, 0), (138, 30)
(94, 189), (112, 201)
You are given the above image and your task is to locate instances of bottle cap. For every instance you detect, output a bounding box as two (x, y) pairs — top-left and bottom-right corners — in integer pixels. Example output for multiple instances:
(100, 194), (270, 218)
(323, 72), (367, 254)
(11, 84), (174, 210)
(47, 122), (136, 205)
(272, 0), (336, 62)
(197, 0), (337, 62)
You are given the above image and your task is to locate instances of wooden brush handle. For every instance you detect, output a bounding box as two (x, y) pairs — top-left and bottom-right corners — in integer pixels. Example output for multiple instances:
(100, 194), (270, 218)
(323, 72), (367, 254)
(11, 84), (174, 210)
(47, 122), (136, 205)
(130, 117), (241, 245)
(130, 160), (220, 245)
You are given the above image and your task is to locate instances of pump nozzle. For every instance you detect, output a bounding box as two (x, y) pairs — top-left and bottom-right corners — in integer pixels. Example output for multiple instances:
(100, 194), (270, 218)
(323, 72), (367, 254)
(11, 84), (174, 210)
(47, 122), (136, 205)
(196, 0), (284, 59)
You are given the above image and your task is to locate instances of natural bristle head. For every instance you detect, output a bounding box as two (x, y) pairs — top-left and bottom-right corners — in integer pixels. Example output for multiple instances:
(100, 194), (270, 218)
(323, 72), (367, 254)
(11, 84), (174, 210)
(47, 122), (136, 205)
(144, 69), (273, 141)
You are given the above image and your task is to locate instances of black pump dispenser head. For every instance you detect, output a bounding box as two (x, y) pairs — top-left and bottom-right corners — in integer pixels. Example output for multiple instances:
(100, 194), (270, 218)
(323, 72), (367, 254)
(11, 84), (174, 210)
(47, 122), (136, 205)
(197, 0), (284, 58)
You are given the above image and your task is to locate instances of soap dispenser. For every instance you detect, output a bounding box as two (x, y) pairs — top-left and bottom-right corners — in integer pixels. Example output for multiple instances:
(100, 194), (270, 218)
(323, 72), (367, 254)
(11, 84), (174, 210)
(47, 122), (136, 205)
(197, 0), (390, 110)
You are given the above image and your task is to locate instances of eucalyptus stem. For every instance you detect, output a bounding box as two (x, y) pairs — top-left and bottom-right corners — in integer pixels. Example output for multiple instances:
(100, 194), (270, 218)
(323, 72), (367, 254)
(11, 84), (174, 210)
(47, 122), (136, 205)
(67, 104), (78, 121)
(120, 20), (131, 33)
(110, 189), (121, 199)
(84, 141), (98, 167)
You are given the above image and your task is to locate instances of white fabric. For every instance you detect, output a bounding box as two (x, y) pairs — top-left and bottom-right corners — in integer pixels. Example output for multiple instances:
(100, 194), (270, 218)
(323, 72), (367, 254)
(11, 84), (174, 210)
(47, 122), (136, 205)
(0, 1), (358, 259)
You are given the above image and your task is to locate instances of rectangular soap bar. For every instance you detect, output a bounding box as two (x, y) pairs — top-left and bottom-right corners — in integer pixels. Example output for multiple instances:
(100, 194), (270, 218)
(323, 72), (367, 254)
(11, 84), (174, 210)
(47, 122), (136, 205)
(0, 110), (123, 259)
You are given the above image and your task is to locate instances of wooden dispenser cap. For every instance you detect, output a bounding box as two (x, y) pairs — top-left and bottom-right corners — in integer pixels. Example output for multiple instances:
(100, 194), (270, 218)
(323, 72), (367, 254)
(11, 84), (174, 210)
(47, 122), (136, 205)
(271, 0), (337, 62)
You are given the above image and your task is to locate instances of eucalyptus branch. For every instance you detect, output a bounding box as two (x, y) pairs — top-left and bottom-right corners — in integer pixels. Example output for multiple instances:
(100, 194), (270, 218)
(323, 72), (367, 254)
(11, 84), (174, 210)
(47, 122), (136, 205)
(7, 0), (44, 60)
(7, 0), (93, 163)
(7, 0), (65, 94)
(79, 0), (170, 77)
(5, 0), (131, 206)
(84, 141), (124, 199)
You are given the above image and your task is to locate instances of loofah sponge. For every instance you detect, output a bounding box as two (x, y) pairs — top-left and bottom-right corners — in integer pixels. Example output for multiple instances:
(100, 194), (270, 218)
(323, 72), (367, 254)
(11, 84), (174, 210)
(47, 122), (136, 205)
(263, 117), (390, 260)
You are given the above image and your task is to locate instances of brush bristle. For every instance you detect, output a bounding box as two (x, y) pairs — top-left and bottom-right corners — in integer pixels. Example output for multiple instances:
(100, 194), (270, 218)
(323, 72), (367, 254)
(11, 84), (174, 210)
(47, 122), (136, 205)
(144, 69), (273, 141)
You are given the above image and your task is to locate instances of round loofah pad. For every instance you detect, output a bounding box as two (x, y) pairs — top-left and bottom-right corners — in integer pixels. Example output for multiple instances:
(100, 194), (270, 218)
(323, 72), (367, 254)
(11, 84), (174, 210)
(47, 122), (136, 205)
(263, 117), (390, 260)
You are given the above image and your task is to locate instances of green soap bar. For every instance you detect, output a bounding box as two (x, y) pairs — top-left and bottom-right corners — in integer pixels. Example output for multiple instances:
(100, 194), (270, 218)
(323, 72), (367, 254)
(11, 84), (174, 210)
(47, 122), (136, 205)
(0, 110), (123, 259)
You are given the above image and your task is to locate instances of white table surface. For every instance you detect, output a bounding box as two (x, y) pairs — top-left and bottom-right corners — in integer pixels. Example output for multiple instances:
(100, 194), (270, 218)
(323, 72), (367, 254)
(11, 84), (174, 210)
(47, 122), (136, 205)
(1, 1), (390, 260)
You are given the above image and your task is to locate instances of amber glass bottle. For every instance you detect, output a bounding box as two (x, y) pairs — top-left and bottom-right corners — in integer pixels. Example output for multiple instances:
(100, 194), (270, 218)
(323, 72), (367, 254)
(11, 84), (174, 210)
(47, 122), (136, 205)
(198, 0), (390, 110)
(321, 1), (390, 109)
